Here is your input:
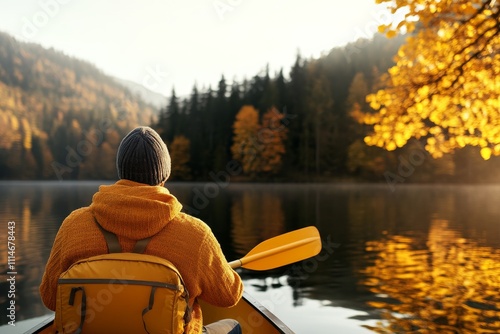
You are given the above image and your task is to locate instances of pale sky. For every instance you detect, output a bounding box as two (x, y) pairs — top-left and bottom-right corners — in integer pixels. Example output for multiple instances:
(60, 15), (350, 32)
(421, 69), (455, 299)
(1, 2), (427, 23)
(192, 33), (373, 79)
(0, 0), (390, 97)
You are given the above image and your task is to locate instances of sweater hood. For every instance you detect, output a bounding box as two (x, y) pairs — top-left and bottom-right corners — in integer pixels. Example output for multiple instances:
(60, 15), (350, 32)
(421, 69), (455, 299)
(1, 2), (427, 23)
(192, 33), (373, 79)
(90, 179), (182, 239)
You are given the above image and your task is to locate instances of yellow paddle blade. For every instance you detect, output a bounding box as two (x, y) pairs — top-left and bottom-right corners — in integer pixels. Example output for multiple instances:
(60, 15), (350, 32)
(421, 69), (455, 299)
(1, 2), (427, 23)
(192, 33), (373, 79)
(229, 226), (322, 271)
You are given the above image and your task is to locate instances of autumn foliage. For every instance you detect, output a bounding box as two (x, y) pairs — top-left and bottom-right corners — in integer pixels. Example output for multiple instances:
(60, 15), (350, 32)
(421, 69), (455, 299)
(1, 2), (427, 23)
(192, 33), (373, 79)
(0, 32), (155, 180)
(259, 107), (287, 173)
(169, 135), (191, 180)
(231, 106), (287, 176)
(6, 19), (500, 182)
(231, 106), (260, 175)
(364, 0), (500, 160)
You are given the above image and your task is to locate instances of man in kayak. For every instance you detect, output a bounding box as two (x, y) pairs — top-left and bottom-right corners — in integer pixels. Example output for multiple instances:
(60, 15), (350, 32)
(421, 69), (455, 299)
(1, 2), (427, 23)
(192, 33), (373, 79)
(40, 126), (243, 334)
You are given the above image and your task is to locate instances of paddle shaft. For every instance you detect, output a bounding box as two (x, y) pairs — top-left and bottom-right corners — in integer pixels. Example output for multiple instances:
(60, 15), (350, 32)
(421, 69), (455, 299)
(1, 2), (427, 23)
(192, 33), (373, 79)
(229, 236), (319, 269)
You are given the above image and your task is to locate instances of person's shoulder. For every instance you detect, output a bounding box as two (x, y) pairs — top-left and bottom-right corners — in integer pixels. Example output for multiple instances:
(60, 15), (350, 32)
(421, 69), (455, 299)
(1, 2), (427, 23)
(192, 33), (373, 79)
(66, 206), (92, 219)
(169, 213), (223, 254)
(54, 207), (95, 244)
(61, 207), (93, 228)
(168, 212), (217, 243)
(175, 212), (211, 233)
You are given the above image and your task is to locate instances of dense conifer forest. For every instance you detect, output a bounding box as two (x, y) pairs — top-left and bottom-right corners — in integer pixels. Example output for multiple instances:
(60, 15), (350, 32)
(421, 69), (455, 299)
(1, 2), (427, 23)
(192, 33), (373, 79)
(2, 31), (499, 183)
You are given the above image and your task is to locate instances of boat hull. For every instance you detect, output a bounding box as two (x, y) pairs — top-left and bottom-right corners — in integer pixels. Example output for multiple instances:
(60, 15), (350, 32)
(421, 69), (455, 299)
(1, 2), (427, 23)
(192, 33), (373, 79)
(25, 292), (294, 333)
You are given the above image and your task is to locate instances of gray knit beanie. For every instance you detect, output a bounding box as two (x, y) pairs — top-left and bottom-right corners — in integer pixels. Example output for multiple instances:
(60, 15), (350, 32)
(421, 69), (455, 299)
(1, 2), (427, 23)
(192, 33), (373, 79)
(116, 126), (171, 185)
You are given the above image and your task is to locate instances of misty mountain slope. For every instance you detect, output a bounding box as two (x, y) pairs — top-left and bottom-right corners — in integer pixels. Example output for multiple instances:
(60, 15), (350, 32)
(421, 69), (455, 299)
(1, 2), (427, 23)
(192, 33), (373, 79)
(0, 31), (158, 180)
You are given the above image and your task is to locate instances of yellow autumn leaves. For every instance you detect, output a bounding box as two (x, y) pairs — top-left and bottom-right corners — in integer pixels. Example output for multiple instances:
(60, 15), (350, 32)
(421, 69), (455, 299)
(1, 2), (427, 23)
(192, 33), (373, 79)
(0, 82), (33, 151)
(231, 106), (287, 175)
(364, 0), (500, 160)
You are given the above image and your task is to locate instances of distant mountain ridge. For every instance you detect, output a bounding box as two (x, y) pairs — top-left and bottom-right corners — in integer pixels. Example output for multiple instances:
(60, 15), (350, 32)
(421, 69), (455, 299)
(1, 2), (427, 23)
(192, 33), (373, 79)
(0, 31), (158, 180)
(113, 77), (167, 109)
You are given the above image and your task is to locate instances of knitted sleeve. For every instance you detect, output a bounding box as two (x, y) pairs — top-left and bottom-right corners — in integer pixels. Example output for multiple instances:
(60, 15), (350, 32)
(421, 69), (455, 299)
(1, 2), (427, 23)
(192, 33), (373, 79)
(196, 230), (243, 307)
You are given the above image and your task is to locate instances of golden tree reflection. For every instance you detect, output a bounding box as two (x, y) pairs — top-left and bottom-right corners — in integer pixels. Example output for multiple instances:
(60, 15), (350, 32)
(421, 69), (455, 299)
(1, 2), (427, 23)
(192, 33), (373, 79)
(362, 219), (500, 333)
(231, 191), (286, 256)
(0, 192), (55, 320)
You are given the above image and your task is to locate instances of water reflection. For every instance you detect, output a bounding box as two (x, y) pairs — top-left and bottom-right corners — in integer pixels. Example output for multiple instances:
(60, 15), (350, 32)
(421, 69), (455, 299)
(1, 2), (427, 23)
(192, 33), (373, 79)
(2, 182), (500, 334)
(362, 219), (500, 333)
(229, 188), (296, 299)
(230, 189), (286, 255)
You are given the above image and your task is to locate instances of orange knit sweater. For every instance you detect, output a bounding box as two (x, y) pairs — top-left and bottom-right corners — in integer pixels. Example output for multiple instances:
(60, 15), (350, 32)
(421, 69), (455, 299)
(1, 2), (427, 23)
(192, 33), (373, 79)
(39, 179), (243, 333)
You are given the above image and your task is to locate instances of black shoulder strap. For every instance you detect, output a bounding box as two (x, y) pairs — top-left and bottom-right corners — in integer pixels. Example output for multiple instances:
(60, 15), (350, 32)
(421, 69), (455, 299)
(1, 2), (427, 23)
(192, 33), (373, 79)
(94, 218), (122, 253)
(93, 217), (152, 254)
(132, 237), (152, 253)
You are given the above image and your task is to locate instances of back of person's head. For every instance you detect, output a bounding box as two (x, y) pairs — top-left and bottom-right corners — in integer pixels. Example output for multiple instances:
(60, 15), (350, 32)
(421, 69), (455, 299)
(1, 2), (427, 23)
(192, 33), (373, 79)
(116, 126), (171, 186)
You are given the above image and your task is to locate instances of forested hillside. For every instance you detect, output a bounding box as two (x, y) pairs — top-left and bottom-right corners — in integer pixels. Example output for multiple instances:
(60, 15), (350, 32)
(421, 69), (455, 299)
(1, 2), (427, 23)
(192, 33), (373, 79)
(0, 32), (156, 180)
(2, 29), (499, 183)
(154, 33), (474, 183)
(154, 34), (404, 181)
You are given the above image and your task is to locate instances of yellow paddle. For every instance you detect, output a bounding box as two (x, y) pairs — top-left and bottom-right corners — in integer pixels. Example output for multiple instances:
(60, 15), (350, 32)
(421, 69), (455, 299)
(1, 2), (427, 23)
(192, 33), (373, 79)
(228, 226), (322, 270)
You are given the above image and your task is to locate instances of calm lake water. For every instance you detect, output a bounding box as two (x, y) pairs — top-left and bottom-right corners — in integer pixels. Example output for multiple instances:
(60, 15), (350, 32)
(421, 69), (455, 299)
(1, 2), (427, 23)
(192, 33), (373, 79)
(1, 181), (500, 333)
